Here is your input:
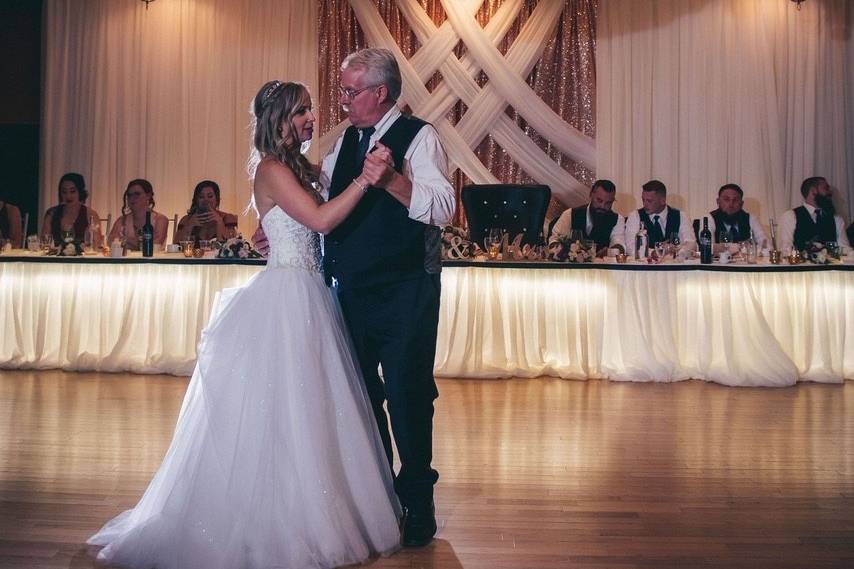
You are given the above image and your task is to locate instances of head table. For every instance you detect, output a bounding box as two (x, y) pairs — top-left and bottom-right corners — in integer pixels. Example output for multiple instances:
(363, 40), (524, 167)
(2, 252), (852, 386)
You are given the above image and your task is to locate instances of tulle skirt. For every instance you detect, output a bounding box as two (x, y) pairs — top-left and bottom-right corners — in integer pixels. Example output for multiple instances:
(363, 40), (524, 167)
(88, 266), (401, 568)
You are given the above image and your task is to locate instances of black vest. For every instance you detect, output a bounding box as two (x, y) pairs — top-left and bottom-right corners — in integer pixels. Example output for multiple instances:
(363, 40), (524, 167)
(638, 207), (680, 244)
(324, 114), (435, 291)
(793, 205), (837, 249)
(570, 205), (618, 248)
(710, 209), (751, 243)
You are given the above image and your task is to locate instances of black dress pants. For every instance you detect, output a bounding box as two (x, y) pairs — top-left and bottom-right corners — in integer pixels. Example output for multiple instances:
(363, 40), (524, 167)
(337, 272), (441, 508)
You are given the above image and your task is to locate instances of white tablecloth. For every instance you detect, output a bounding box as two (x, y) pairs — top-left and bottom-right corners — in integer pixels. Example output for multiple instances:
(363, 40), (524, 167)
(2, 257), (852, 385)
(435, 264), (854, 385)
(1, 257), (262, 376)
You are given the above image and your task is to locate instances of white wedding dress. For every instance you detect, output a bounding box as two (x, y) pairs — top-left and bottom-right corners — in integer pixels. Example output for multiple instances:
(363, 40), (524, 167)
(88, 205), (401, 568)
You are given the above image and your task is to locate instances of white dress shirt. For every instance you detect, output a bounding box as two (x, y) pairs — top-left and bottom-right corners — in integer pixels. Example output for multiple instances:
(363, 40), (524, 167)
(707, 212), (769, 249)
(777, 202), (851, 253)
(624, 206), (697, 256)
(319, 106), (455, 227)
(548, 205), (626, 249)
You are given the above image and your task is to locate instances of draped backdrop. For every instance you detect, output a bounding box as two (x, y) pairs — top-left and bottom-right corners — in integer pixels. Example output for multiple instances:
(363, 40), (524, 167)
(41, 0), (852, 236)
(41, 0), (318, 238)
(598, 0), (854, 223)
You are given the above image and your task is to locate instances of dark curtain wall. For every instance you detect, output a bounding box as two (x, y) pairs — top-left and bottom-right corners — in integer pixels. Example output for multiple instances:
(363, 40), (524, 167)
(0, 0), (42, 237)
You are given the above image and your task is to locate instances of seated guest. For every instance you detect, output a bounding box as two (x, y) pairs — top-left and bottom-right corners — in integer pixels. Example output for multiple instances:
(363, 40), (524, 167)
(779, 176), (851, 253)
(549, 179), (625, 255)
(624, 179), (696, 256)
(107, 179), (169, 250)
(707, 183), (769, 250)
(42, 173), (102, 245)
(0, 190), (23, 247)
(848, 221), (854, 248)
(173, 180), (238, 243)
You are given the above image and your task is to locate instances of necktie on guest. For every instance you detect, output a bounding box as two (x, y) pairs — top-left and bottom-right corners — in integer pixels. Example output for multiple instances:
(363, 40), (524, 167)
(651, 214), (665, 245)
(355, 126), (375, 166)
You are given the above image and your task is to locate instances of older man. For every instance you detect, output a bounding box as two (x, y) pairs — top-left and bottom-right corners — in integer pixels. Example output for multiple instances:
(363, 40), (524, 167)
(548, 179), (625, 255)
(779, 176), (851, 253)
(707, 183), (768, 248)
(319, 48), (455, 547)
(624, 179), (695, 256)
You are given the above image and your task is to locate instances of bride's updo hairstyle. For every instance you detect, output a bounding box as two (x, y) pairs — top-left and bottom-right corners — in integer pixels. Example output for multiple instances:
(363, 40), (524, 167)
(248, 80), (317, 193)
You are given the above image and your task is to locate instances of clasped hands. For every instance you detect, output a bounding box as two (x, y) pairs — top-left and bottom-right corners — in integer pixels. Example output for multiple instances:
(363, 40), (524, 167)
(359, 142), (396, 188)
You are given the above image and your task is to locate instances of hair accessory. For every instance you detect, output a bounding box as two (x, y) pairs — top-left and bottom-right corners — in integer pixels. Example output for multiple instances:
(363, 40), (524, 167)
(262, 81), (285, 106)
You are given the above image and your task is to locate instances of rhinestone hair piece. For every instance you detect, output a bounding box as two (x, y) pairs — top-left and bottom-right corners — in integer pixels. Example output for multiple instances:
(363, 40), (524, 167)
(262, 81), (285, 106)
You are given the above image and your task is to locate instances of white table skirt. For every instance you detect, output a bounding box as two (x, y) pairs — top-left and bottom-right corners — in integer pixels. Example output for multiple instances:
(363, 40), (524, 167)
(435, 265), (854, 385)
(1, 258), (263, 376)
(2, 257), (853, 385)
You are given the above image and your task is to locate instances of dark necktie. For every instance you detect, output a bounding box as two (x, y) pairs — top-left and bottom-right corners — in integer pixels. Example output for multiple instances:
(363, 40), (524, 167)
(651, 214), (664, 245)
(355, 126), (375, 166)
(729, 223), (739, 242)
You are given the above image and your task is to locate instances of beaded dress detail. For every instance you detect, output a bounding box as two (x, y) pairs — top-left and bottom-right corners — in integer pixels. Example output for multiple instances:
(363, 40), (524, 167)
(263, 204), (322, 273)
(88, 203), (401, 568)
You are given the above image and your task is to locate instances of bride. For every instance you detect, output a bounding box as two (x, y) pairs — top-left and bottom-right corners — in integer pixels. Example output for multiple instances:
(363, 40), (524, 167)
(87, 81), (401, 568)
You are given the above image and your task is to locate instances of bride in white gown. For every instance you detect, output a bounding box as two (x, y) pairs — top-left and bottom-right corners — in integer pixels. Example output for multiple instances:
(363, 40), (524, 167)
(88, 81), (401, 568)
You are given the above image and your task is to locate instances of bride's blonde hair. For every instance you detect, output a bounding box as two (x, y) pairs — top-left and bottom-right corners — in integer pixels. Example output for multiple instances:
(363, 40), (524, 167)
(247, 81), (317, 195)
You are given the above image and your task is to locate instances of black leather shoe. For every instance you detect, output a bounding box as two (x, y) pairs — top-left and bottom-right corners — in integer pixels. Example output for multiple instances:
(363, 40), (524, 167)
(401, 501), (437, 547)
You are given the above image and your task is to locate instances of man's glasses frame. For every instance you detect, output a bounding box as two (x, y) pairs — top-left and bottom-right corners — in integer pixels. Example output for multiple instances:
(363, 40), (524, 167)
(338, 84), (381, 100)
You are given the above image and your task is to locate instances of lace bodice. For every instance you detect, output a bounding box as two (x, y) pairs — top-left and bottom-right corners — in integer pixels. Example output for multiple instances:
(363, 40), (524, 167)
(261, 205), (322, 273)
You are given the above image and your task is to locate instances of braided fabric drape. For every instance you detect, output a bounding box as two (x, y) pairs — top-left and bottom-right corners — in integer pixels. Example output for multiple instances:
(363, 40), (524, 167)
(318, 0), (599, 224)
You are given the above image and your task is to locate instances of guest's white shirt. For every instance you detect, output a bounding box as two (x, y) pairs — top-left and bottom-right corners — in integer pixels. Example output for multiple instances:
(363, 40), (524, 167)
(548, 206), (625, 249)
(778, 202), (851, 253)
(707, 212), (770, 249)
(319, 106), (455, 227)
(624, 206), (696, 256)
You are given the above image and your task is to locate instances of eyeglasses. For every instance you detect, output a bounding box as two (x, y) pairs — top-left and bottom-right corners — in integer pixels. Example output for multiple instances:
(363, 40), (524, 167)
(337, 84), (380, 100)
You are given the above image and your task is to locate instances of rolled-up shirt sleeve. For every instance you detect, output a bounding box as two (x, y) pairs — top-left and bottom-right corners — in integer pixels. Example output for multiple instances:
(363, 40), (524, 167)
(404, 124), (456, 227)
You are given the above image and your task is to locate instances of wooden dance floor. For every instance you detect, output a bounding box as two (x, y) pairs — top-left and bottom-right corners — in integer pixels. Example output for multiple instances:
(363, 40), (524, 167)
(1, 370), (852, 569)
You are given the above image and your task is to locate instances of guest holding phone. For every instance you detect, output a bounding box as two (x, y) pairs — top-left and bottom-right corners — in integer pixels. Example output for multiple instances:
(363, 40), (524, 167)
(173, 180), (238, 243)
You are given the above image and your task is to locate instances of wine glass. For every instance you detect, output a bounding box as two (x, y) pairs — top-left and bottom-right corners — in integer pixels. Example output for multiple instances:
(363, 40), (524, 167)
(668, 233), (681, 258)
(41, 233), (54, 253)
(484, 228), (502, 260)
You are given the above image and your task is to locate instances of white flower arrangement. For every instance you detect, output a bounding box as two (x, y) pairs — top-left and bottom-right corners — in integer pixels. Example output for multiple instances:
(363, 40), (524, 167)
(547, 236), (594, 263)
(216, 235), (263, 259)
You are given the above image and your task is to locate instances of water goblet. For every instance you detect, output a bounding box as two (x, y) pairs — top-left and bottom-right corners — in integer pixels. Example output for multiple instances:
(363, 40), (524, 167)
(484, 228), (502, 260)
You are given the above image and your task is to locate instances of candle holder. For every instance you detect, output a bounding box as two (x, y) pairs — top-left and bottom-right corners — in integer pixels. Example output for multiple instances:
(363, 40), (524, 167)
(769, 250), (782, 264)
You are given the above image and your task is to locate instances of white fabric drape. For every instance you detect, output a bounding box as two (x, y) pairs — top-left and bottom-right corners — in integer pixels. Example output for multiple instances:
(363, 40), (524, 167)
(4, 259), (853, 384)
(436, 266), (854, 385)
(322, 0), (595, 205)
(41, 0), (317, 238)
(0, 260), (262, 375)
(597, 0), (854, 226)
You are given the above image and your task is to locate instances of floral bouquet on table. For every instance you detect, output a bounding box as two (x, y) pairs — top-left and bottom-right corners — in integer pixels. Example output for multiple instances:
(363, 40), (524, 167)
(216, 235), (263, 259)
(547, 235), (594, 263)
(56, 234), (83, 257)
(804, 241), (838, 265)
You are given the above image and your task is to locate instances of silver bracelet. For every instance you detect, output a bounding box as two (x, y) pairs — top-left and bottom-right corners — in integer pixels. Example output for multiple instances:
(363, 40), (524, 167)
(352, 178), (368, 193)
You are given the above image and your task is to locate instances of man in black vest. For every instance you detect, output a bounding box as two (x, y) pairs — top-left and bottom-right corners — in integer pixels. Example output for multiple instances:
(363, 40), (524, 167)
(319, 48), (455, 547)
(779, 176), (851, 253)
(624, 179), (696, 257)
(547, 179), (625, 255)
(706, 183), (768, 249)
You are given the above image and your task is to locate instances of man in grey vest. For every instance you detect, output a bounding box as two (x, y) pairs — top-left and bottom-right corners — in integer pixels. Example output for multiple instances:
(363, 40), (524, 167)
(319, 48), (455, 547)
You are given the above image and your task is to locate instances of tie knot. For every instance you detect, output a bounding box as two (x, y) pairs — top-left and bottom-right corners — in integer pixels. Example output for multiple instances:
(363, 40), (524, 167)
(360, 126), (375, 139)
(653, 215), (660, 222)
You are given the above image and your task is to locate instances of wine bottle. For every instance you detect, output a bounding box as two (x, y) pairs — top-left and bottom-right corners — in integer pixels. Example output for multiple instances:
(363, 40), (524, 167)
(141, 211), (154, 257)
(635, 225), (648, 260)
(699, 216), (712, 264)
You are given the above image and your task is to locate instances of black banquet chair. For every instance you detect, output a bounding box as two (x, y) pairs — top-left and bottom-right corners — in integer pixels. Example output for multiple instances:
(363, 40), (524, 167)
(461, 184), (551, 247)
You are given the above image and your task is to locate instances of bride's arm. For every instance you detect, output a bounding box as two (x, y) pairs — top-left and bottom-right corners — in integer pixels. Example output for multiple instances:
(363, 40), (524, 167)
(255, 159), (369, 235)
